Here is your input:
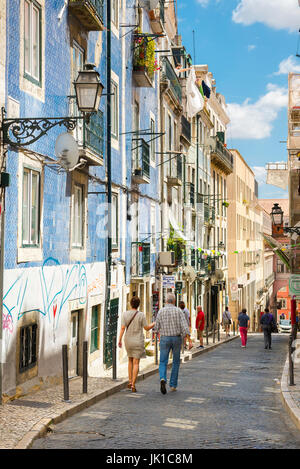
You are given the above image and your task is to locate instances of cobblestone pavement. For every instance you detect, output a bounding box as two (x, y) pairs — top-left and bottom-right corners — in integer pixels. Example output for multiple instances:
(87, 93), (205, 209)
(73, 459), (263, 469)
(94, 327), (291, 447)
(32, 334), (300, 449)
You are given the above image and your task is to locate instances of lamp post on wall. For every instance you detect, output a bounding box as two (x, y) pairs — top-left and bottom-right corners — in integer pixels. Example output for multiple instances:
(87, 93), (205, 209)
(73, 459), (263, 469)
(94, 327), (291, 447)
(0, 65), (104, 404)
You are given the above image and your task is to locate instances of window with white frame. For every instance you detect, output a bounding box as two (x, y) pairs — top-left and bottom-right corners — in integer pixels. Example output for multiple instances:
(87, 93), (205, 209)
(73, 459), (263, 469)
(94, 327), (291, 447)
(72, 184), (84, 248)
(111, 80), (119, 139)
(151, 205), (156, 250)
(22, 167), (41, 246)
(111, 0), (119, 27)
(150, 117), (156, 163)
(71, 42), (85, 144)
(112, 193), (119, 249)
(24, 0), (41, 83)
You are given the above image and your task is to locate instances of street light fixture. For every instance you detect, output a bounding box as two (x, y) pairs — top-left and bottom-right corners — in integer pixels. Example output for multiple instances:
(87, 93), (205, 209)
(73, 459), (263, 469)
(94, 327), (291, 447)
(271, 203), (283, 226)
(74, 63), (104, 114)
(1, 63), (104, 148)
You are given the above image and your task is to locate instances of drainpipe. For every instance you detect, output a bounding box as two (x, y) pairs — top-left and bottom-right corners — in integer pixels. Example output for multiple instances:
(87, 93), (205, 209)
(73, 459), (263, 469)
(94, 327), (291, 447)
(105, 0), (113, 370)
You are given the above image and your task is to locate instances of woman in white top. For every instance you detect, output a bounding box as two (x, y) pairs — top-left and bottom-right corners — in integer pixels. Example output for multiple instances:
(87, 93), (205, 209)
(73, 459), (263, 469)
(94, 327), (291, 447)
(118, 296), (155, 392)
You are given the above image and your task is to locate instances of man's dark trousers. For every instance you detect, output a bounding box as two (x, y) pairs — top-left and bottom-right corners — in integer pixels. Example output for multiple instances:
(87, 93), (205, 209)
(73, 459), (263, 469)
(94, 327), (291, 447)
(262, 325), (272, 349)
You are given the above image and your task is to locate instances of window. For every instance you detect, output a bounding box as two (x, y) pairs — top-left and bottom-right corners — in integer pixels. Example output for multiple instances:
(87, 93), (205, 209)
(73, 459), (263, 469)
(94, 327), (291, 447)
(19, 324), (38, 372)
(112, 193), (119, 249)
(72, 184), (84, 248)
(151, 205), (156, 250)
(277, 259), (286, 274)
(111, 80), (119, 139)
(71, 42), (85, 143)
(22, 167), (40, 246)
(90, 305), (100, 353)
(150, 118), (155, 163)
(24, 0), (41, 83)
(111, 0), (119, 27)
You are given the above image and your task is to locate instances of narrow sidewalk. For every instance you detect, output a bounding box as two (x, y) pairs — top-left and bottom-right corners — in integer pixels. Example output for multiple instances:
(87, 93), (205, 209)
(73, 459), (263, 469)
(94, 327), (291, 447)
(280, 354), (300, 430)
(0, 332), (238, 449)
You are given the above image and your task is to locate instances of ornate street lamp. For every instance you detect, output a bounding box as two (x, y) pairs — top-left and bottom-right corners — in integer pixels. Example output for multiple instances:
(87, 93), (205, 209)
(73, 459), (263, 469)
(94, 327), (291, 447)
(74, 63), (104, 114)
(1, 63), (104, 147)
(271, 203), (283, 226)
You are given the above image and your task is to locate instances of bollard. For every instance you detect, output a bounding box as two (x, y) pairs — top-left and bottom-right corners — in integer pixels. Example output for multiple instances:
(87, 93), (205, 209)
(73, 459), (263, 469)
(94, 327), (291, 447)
(206, 323), (209, 345)
(289, 334), (295, 386)
(83, 341), (88, 394)
(112, 336), (117, 380)
(233, 321), (235, 336)
(218, 322), (220, 342)
(213, 322), (215, 344)
(62, 345), (69, 402)
(155, 332), (158, 365)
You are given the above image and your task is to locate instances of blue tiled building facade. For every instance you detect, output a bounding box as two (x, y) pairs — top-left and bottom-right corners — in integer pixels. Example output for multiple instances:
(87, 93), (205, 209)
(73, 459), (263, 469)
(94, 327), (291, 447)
(1, 0), (162, 395)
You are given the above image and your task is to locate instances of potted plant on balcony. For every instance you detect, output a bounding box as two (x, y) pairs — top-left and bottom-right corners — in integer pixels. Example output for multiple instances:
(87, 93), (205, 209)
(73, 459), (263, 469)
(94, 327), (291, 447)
(133, 29), (157, 80)
(167, 226), (186, 266)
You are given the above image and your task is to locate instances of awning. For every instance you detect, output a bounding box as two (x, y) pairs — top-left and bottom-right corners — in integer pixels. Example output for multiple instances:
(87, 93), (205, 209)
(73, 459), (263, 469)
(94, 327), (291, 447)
(169, 210), (188, 241)
(262, 233), (290, 270)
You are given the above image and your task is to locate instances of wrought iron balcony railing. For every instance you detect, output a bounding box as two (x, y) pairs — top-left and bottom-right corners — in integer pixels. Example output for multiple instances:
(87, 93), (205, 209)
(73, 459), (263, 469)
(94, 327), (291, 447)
(83, 110), (104, 156)
(210, 136), (233, 174)
(132, 138), (150, 183)
(161, 57), (182, 104)
(131, 242), (151, 277)
(181, 115), (191, 143)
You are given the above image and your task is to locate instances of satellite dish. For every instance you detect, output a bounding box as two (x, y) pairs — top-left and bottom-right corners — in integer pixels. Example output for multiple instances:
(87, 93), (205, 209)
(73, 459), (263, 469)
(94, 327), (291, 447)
(55, 133), (79, 170)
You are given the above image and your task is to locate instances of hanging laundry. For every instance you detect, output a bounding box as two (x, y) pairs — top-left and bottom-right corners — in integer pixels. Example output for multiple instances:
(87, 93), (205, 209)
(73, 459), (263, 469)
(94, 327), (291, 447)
(196, 79), (205, 99)
(202, 80), (211, 99)
(186, 68), (204, 118)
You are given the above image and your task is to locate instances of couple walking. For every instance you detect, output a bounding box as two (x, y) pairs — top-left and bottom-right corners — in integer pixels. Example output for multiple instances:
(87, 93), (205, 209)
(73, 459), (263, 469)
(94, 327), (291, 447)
(237, 307), (276, 350)
(118, 293), (193, 394)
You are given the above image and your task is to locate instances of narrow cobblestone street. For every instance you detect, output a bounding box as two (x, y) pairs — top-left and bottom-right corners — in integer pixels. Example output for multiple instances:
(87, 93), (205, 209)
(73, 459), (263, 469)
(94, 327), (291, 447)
(32, 334), (300, 449)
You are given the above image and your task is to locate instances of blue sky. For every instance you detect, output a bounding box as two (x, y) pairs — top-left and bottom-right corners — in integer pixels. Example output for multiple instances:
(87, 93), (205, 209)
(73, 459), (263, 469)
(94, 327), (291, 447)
(177, 0), (300, 199)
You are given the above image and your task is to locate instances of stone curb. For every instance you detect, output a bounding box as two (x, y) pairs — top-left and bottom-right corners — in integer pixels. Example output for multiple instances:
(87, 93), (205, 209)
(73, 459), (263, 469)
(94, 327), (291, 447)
(15, 334), (239, 449)
(280, 356), (300, 430)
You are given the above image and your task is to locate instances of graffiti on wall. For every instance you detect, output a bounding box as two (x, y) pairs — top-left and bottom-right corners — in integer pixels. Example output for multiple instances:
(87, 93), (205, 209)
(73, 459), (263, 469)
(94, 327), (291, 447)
(2, 258), (88, 342)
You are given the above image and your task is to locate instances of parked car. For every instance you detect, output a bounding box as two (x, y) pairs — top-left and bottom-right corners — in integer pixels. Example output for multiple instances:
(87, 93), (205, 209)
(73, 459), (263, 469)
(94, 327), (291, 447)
(278, 319), (292, 333)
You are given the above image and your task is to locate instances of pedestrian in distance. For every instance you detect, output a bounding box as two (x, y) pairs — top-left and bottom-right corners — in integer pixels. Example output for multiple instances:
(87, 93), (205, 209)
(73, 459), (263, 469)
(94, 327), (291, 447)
(222, 306), (232, 337)
(260, 307), (276, 350)
(154, 293), (193, 394)
(195, 305), (205, 348)
(179, 300), (190, 349)
(118, 296), (155, 392)
(238, 308), (250, 348)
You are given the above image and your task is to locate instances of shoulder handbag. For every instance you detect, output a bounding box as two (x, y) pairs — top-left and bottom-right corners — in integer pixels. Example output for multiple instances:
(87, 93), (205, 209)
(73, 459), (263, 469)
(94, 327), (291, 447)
(126, 310), (139, 330)
(225, 311), (232, 325)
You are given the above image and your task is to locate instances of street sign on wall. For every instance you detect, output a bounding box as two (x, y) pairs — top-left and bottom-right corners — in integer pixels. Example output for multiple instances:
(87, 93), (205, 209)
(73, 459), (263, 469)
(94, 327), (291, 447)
(162, 275), (176, 289)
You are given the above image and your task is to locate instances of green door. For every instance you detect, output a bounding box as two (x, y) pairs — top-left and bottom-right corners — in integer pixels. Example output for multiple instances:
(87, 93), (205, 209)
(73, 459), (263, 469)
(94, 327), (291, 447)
(104, 298), (119, 368)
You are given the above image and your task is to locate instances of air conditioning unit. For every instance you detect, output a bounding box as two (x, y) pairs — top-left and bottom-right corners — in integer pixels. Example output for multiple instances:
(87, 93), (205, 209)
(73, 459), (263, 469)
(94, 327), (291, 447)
(158, 251), (175, 266)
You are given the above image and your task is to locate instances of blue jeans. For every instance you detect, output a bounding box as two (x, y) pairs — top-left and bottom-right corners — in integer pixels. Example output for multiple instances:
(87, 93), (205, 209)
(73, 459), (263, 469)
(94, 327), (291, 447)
(159, 335), (182, 388)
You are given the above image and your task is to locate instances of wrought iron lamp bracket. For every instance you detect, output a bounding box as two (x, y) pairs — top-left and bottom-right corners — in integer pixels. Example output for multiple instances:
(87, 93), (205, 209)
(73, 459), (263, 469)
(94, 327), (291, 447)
(1, 108), (85, 147)
(284, 227), (300, 236)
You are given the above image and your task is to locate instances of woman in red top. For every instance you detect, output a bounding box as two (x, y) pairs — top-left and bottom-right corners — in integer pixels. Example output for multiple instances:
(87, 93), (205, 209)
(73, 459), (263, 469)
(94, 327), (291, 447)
(196, 306), (205, 349)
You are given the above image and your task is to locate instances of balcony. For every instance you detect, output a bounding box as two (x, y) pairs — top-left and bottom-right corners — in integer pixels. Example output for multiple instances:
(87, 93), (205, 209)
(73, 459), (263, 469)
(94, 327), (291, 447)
(186, 182), (195, 206)
(133, 33), (155, 88)
(132, 138), (150, 184)
(161, 57), (182, 106)
(167, 155), (183, 187)
(69, 0), (104, 31)
(181, 115), (191, 144)
(149, 0), (165, 34)
(131, 242), (151, 277)
(265, 272), (275, 288)
(204, 203), (210, 223)
(210, 136), (234, 175)
(78, 110), (104, 165)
